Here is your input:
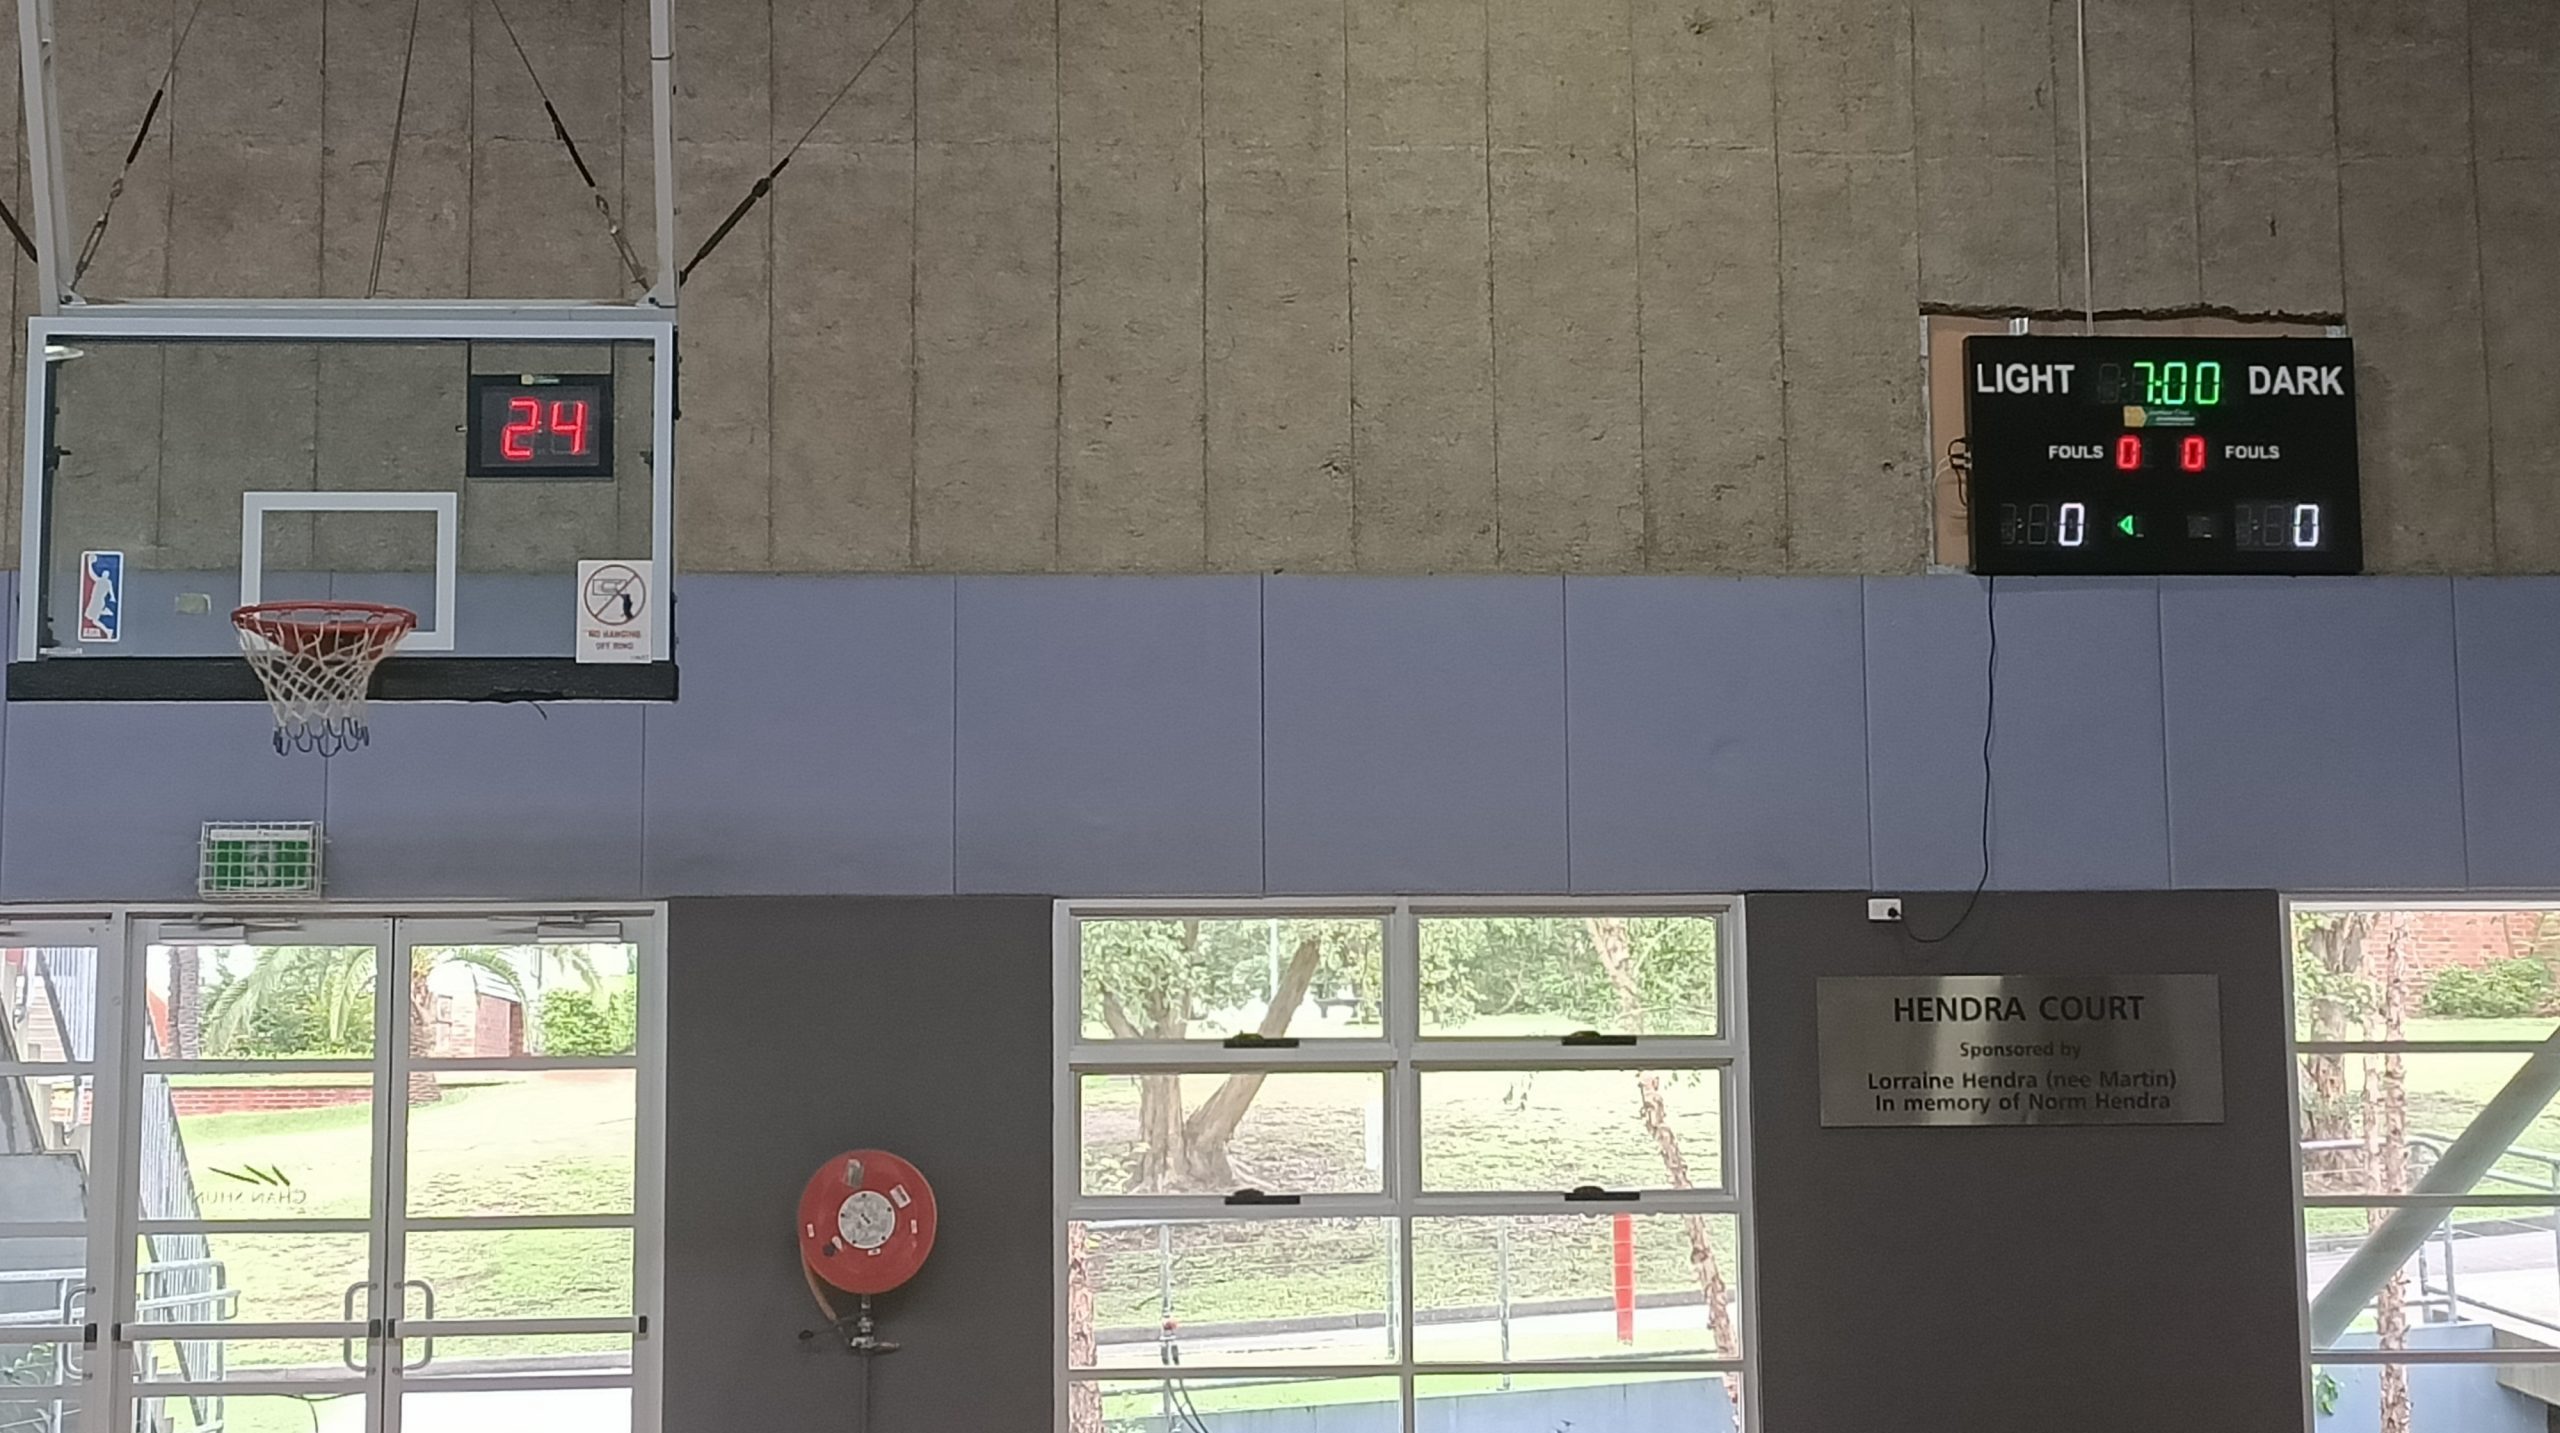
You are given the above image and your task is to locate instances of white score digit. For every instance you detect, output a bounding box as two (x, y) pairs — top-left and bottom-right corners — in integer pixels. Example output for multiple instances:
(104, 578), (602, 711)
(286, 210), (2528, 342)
(2058, 502), (2087, 548)
(2292, 503), (2322, 549)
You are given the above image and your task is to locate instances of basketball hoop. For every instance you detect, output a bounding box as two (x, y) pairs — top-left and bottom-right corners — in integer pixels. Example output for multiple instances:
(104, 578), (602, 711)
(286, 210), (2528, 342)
(231, 601), (417, 756)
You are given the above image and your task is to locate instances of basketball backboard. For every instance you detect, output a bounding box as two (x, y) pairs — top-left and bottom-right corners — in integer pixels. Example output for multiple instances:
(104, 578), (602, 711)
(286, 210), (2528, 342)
(11, 305), (677, 703)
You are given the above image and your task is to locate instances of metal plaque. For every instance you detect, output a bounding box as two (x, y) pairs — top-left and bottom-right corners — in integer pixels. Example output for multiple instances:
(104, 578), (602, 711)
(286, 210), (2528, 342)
(1818, 974), (2224, 1127)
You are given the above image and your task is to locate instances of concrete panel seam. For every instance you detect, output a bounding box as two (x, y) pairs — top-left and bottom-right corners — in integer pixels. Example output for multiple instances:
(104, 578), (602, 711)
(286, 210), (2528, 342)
(1629, 0), (1650, 565)
(1482, 0), (1502, 563)
(2463, 0), (2503, 568)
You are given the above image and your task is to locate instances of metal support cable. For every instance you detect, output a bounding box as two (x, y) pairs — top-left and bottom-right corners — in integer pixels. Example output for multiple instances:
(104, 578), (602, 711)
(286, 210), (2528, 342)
(484, 0), (653, 294)
(72, 0), (215, 289)
(0, 197), (40, 265)
(366, 0), (430, 298)
(680, 0), (922, 285)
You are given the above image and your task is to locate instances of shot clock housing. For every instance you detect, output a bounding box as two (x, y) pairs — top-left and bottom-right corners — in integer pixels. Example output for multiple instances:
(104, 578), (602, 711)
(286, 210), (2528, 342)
(1962, 335), (2361, 577)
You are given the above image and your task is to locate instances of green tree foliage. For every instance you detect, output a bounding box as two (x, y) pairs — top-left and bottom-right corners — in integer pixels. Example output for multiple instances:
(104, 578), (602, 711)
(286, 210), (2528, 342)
(201, 947), (376, 1057)
(1079, 919), (1382, 1039)
(200, 946), (598, 1059)
(540, 986), (637, 1056)
(2420, 957), (2553, 1020)
(1418, 916), (1717, 1032)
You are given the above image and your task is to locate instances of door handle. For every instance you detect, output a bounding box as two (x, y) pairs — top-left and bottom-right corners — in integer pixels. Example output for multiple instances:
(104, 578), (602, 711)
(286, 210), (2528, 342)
(397, 1279), (436, 1372)
(341, 1281), (375, 1373)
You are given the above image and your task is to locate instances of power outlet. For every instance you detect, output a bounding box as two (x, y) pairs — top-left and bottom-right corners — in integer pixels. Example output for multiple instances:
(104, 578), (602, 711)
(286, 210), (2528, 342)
(1868, 898), (1905, 923)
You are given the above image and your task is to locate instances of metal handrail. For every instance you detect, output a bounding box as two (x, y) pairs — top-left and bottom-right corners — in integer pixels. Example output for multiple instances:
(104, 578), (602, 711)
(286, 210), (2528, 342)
(2305, 1131), (2560, 1340)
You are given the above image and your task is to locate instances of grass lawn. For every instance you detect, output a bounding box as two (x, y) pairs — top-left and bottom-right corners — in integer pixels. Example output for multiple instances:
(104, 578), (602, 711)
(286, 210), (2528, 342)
(154, 1072), (635, 1374)
(2301, 1017), (2560, 1239)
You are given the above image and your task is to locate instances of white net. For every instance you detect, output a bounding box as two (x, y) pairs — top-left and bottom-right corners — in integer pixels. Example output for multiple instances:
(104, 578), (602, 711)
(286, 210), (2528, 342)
(232, 602), (417, 755)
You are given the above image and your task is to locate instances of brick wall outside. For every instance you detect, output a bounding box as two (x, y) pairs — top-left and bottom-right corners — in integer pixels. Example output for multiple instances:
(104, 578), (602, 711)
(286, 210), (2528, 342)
(2391, 911), (2554, 979)
(168, 1084), (370, 1116)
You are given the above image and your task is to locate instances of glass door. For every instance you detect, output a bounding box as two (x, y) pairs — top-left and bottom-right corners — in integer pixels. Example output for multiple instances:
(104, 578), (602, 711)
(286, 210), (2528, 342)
(100, 913), (659, 1433)
(0, 918), (115, 1433)
(126, 917), (392, 1433)
(379, 920), (653, 1433)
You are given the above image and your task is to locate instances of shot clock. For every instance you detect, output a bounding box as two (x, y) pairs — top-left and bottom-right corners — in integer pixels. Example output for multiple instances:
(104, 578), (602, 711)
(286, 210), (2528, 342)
(467, 373), (614, 479)
(1962, 335), (2360, 576)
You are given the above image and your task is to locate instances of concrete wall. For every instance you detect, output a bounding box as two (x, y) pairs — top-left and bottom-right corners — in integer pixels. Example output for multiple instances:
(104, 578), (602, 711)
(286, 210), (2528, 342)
(5, 572), (2558, 902)
(4, 0), (2554, 576)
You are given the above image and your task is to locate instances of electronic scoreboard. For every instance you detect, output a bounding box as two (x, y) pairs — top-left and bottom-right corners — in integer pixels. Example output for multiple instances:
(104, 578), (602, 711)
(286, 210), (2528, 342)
(1962, 335), (2360, 576)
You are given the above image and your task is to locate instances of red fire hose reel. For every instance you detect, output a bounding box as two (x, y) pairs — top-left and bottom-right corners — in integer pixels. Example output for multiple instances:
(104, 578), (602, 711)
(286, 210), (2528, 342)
(799, 1149), (939, 1296)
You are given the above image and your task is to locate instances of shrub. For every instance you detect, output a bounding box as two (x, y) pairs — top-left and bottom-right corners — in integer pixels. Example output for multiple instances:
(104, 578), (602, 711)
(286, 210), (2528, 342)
(2420, 958), (2553, 1020)
(539, 986), (636, 1056)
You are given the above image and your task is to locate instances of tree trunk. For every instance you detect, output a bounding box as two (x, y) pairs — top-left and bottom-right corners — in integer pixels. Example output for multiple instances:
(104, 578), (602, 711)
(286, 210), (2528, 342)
(169, 948), (202, 1059)
(1065, 1225), (1104, 1433)
(2367, 917), (2413, 1433)
(1120, 935), (1324, 1194)
(1586, 918), (1741, 1409)
(407, 962), (441, 1105)
(2301, 915), (2371, 1187)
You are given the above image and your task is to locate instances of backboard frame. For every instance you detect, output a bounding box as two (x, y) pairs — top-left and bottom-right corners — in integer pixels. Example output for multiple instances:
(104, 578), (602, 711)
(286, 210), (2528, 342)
(12, 302), (679, 703)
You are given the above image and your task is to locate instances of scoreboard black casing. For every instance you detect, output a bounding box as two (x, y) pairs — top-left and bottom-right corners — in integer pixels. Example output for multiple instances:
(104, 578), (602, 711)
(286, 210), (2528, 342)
(1962, 335), (2361, 576)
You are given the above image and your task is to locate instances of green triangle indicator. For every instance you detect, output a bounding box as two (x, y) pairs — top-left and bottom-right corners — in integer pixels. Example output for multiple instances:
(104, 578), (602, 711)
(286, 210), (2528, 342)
(2117, 515), (2139, 537)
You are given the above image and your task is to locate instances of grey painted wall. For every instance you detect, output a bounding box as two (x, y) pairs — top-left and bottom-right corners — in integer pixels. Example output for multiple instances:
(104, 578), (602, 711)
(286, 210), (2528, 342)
(3, 573), (2557, 901)
(1745, 890), (2304, 1432)
(662, 896), (1055, 1433)
(661, 892), (2307, 1433)
(2, 1), (2555, 575)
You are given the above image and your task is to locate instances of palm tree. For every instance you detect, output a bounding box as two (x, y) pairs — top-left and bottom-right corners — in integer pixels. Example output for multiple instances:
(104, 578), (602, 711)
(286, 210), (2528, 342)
(200, 946), (597, 1100)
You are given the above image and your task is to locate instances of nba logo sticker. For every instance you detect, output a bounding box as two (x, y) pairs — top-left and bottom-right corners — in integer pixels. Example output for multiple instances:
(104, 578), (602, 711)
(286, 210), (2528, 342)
(78, 550), (122, 643)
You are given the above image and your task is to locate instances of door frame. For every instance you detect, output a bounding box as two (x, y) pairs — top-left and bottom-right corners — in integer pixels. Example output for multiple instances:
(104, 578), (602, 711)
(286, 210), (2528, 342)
(0, 902), (664, 1433)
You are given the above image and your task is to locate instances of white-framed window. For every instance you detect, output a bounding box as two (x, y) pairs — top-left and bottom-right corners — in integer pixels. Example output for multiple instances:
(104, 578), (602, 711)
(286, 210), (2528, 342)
(0, 905), (665, 1433)
(2290, 900), (2560, 1433)
(1054, 898), (1756, 1433)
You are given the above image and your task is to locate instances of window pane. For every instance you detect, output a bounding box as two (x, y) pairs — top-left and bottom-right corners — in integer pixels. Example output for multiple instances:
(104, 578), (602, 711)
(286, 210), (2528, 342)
(1417, 1372), (1741, 1433)
(404, 1387), (630, 1433)
(409, 944), (638, 1060)
(1070, 1219), (1396, 1369)
(1078, 918), (1386, 1042)
(2, 949), (97, 1061)
(1418, 915), (1718, 1038)
(405, 1228), (634, 1320)
(2307, 1205), (2560, 1352)
(408, 1070), (633, 1217)
(0, 1342), (79, 1433)
(1084, 1378), (1401, 1433)
(133, 1336), (363, 1383)
(400, 1333), (631, 1380)
(1410, 1215), (1743, 1363)
(145, 1074), (374, 1221)
(1420, 1069), (1723, 1193)
(137, 1392), (367, 1433)
(136, 1232), (368, 1325)
(2295, 908), (2560, 1042)
(2, 1073), (93, 1211)
(149, 945), (379, 1060)
(0, 1238), (88, 1327)
(2297, 1052), (2560, 1198)
(1081, 1072), (1382, 1197)
(2315, 1354), (2559, 1432)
